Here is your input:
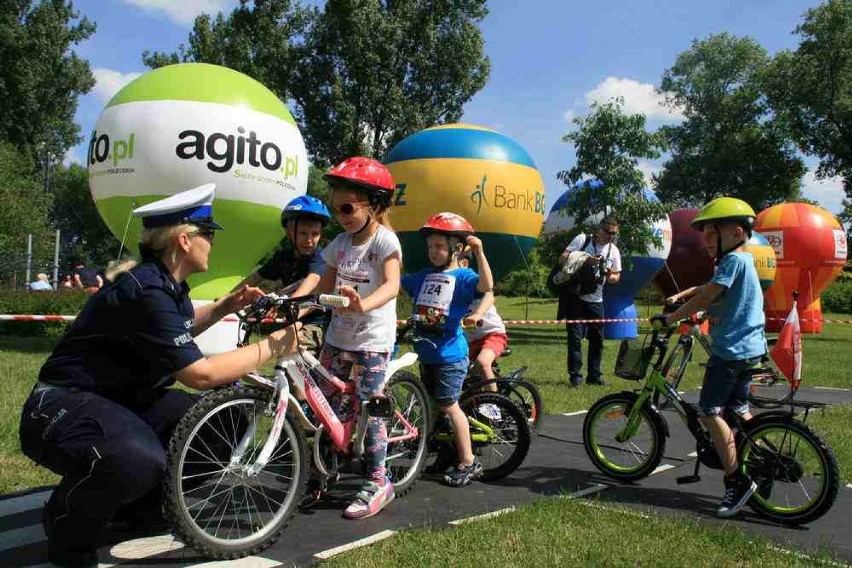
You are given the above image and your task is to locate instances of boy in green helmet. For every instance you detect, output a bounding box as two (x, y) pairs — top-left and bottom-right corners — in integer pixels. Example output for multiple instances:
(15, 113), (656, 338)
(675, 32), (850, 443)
(652, 197), (765, 518)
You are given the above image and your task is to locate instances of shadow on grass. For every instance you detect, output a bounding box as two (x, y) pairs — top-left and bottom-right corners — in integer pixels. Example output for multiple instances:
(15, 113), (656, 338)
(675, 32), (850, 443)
(0, 336), (57, 354)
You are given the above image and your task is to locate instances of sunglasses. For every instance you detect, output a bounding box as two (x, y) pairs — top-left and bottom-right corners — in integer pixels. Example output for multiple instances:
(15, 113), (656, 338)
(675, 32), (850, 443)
(330, 201), (370, 216)
(190, 230), (216, 244)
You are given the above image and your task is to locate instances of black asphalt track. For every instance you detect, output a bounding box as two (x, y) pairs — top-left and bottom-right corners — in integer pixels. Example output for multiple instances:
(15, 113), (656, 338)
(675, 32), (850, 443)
(2, 385), (850, 567)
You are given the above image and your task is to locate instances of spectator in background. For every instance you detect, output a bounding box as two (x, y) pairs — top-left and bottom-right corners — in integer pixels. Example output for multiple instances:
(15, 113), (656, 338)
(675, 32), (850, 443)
(73, 262), (103, 293)
(60, 274), (74, 289)
(29, 273), (53, 291)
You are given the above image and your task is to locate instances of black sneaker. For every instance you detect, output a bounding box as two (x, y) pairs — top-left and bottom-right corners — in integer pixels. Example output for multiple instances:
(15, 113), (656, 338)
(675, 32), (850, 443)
(43, 503), (98, 568)
(443, 461), (483, 487)
(717, 473), (757, 518)
(568, 377), (583, 388)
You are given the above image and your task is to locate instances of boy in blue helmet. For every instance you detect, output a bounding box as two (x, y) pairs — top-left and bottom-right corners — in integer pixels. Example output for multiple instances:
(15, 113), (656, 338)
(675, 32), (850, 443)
(235, 195), (331, 297)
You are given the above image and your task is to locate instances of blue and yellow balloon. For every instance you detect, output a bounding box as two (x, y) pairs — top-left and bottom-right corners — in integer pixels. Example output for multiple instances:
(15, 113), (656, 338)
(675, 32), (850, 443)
(384, 124), (545, 278)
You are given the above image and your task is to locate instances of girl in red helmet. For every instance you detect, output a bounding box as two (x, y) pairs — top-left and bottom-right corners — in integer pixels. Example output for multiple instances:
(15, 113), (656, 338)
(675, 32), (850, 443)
(314, 157), (402, 519)
(401, 212), (495, 487)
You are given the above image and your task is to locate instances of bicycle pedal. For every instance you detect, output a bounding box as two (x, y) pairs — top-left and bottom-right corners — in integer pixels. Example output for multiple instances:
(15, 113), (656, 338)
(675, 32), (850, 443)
(676, 475), (701, 484)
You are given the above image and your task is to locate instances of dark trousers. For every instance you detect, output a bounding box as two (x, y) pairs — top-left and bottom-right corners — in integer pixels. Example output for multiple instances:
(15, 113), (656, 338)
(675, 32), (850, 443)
(19, 387), (197, 551)
(566, 298), (604, 383)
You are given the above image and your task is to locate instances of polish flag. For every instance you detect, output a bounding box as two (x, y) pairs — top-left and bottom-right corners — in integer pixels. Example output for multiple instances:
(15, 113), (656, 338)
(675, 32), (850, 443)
(770, 301), (802, 391)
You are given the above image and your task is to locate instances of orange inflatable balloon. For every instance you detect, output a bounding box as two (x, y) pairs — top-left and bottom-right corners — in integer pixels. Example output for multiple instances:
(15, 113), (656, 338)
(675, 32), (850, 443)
(755, 203), (847, 333)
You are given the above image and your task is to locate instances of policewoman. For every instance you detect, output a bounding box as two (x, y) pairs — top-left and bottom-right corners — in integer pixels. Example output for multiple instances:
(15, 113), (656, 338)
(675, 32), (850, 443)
(18, 184), (300, 568)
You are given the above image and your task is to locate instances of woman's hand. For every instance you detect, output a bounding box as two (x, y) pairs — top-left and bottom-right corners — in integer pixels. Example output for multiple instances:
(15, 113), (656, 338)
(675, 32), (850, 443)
(336, 285), (364, 313)
(226, 285), (265, 313)
(462, 314), (482, 328)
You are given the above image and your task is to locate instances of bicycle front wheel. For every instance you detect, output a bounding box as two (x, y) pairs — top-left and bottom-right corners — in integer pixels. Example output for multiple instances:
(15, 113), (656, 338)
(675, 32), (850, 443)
(741, 415), (839, 525)
(463, 392), (531, 481)
(385, 371), (432, 496)
(583, 392), (667, 481)
(164, 386), (308, 559)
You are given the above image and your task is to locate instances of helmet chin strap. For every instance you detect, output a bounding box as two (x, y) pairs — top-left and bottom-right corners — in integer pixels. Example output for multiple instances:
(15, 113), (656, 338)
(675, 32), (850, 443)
(354, 216), (373, 235)
(713, 224), (745, 265)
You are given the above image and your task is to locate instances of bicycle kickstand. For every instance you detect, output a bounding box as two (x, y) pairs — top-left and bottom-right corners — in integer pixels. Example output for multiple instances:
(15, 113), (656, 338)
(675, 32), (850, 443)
(677, 457), (702, 485)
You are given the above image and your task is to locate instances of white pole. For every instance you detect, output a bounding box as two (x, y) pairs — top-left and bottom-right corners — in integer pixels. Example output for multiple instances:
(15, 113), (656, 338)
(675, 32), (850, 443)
(53, 229), (60, 291)
(25, 234), (33, 287)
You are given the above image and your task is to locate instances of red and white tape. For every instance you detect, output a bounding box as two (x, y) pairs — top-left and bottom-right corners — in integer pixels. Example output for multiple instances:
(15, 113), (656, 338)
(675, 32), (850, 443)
(3, 314), (852, 325)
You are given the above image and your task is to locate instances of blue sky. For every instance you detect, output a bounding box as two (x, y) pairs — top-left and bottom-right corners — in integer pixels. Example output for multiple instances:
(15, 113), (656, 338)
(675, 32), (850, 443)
(67, 0), (845, 214)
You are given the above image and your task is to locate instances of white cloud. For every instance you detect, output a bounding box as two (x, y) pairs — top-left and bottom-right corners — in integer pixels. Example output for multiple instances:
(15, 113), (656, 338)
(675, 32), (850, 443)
(637, 160), (661, 188)
(120, 0), (235, 27)
(63, 146), (82, 166)
(92, 68), (144, 102)
(562, 76), (685, 125)
(802, 170), (845, 215)
(585, 77), (684, 123)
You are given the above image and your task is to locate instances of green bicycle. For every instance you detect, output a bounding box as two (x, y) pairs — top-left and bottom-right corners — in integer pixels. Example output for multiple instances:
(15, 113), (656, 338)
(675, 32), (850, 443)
(582, 316), (839, 526)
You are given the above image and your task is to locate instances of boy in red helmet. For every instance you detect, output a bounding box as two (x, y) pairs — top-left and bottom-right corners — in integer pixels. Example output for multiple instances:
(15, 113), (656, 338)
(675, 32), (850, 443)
(401, 212), (495, 487)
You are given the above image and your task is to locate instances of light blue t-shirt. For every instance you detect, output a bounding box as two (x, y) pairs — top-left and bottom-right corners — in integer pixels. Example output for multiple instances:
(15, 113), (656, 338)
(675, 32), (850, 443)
(708, 251), (766, 361)
(401, 267), (479, 365)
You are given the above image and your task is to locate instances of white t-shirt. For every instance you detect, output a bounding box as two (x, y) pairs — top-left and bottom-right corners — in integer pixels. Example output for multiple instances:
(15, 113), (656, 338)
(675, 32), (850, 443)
(322, 225), (402, 353)
(465, 297), (507, 341)
(565, 234), (622, 303)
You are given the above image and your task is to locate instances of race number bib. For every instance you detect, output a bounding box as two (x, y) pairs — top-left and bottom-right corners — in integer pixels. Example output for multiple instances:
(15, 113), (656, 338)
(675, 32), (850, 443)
(414, 273), (456, 332)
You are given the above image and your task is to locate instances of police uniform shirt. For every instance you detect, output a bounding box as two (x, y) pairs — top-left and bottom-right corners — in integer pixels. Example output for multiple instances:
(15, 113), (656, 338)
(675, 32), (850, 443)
(39, 260), (204, 408)
(257, 245), (325, 288)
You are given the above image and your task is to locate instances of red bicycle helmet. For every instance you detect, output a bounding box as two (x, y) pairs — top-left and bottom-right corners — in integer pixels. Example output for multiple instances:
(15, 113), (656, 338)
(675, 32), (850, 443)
(324, 157), (395, 207)
(418, 212), (475, 238)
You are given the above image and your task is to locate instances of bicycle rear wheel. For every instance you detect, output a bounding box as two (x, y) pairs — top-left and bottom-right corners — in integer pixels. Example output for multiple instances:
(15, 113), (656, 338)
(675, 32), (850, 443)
(164, 386), (308, 559)
(385, 371), (432, 496)
(583, 392), (667, 481)
(463, 392), (531, 481)
(496, 379), (543, 431)
(740, 414), (839, 525)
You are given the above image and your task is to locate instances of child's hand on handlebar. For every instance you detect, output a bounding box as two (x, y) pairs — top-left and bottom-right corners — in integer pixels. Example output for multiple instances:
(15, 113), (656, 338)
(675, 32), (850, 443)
(336, 285), (364, 313)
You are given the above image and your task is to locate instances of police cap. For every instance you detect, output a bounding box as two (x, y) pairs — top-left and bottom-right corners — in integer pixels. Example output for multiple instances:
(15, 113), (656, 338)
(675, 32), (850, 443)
(132, 183), (224, 230)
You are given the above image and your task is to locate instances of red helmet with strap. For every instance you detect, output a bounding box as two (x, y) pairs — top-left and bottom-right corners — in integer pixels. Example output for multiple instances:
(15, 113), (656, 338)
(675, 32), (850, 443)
(324, 157), (395, 207)
(418, 212), (475, 238)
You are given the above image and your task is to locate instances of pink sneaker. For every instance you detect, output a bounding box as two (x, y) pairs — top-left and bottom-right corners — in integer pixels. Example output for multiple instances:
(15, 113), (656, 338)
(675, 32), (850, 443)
(344, 479), (395, 520)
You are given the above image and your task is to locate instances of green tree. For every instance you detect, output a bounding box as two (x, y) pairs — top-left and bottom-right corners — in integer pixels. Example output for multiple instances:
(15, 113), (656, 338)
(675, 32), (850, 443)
(49, 163), (117, 270)
(0, 142), (54, 287)
(0, 0), (95, 162)
(142, 0), (310, 104)
(558, 98), (669, 258)
(764, 0), (852, 233)
(292, 0), (490, 165)
(656, 33), (805, 210)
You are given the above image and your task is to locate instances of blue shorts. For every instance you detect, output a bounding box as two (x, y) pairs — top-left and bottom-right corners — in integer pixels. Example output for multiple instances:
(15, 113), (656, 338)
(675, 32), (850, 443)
(420, 358), (469, 406)
(698, 355), (762, 417)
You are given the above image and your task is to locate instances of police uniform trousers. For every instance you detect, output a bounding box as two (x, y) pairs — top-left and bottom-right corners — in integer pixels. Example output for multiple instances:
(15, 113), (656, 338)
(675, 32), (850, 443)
(19, 386), (197, 549)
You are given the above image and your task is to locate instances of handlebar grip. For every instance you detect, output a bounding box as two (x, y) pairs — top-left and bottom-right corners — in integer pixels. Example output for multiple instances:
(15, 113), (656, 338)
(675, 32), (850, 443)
(318, 294), (350, 308)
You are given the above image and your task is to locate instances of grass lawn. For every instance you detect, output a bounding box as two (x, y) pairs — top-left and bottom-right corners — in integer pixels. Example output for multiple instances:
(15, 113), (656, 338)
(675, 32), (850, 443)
(0, 296), (849, 565)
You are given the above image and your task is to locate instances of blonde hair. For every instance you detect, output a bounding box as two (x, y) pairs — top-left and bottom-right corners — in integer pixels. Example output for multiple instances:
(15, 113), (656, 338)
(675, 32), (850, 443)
(107, 223), (199, 281)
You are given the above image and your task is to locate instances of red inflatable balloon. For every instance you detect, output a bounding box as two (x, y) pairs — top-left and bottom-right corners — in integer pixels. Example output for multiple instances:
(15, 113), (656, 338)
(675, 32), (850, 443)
(653, 208), (714, 298)
(755, 203), (847, 333)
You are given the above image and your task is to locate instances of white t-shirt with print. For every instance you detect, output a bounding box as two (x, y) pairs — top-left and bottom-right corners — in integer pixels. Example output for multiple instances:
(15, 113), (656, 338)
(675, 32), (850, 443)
(322, 225), (402, 352)
(565, 234), (622, 303)
(465, 297), (506, 341)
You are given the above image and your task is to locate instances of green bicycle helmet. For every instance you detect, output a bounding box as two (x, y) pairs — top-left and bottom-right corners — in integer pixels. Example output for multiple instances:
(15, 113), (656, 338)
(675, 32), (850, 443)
(692, 197), (756, 231)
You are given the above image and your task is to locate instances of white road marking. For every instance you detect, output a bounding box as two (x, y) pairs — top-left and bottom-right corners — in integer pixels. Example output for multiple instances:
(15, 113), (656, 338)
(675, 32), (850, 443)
(313, 529), (397, 560)
(814, 386), (851, 391)
(0, 490), (51, 516)
(846, 484), (852, 490)
(566, 483), (609, 499)
(687, 451), (698, 457)
(651, 464), (676, 475)
(109, 533), (185, 560)
(562, 410), (588, 417)
(191, 557), (280, 567)
(449, 506), (515, 525)
(0, 524), (44, 552)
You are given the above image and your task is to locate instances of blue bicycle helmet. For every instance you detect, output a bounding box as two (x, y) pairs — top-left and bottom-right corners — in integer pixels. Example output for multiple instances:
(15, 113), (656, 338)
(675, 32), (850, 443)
(281, 195), (331, 228)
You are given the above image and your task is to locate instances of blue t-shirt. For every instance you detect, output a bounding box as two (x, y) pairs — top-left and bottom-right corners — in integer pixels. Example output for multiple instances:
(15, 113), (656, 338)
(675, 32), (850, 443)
(401, 267), (480, 365)
(708, 251), (766, 361)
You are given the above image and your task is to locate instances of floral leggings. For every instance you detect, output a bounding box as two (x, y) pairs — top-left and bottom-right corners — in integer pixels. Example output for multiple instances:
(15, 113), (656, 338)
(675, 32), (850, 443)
(319, 344), (389, 482)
